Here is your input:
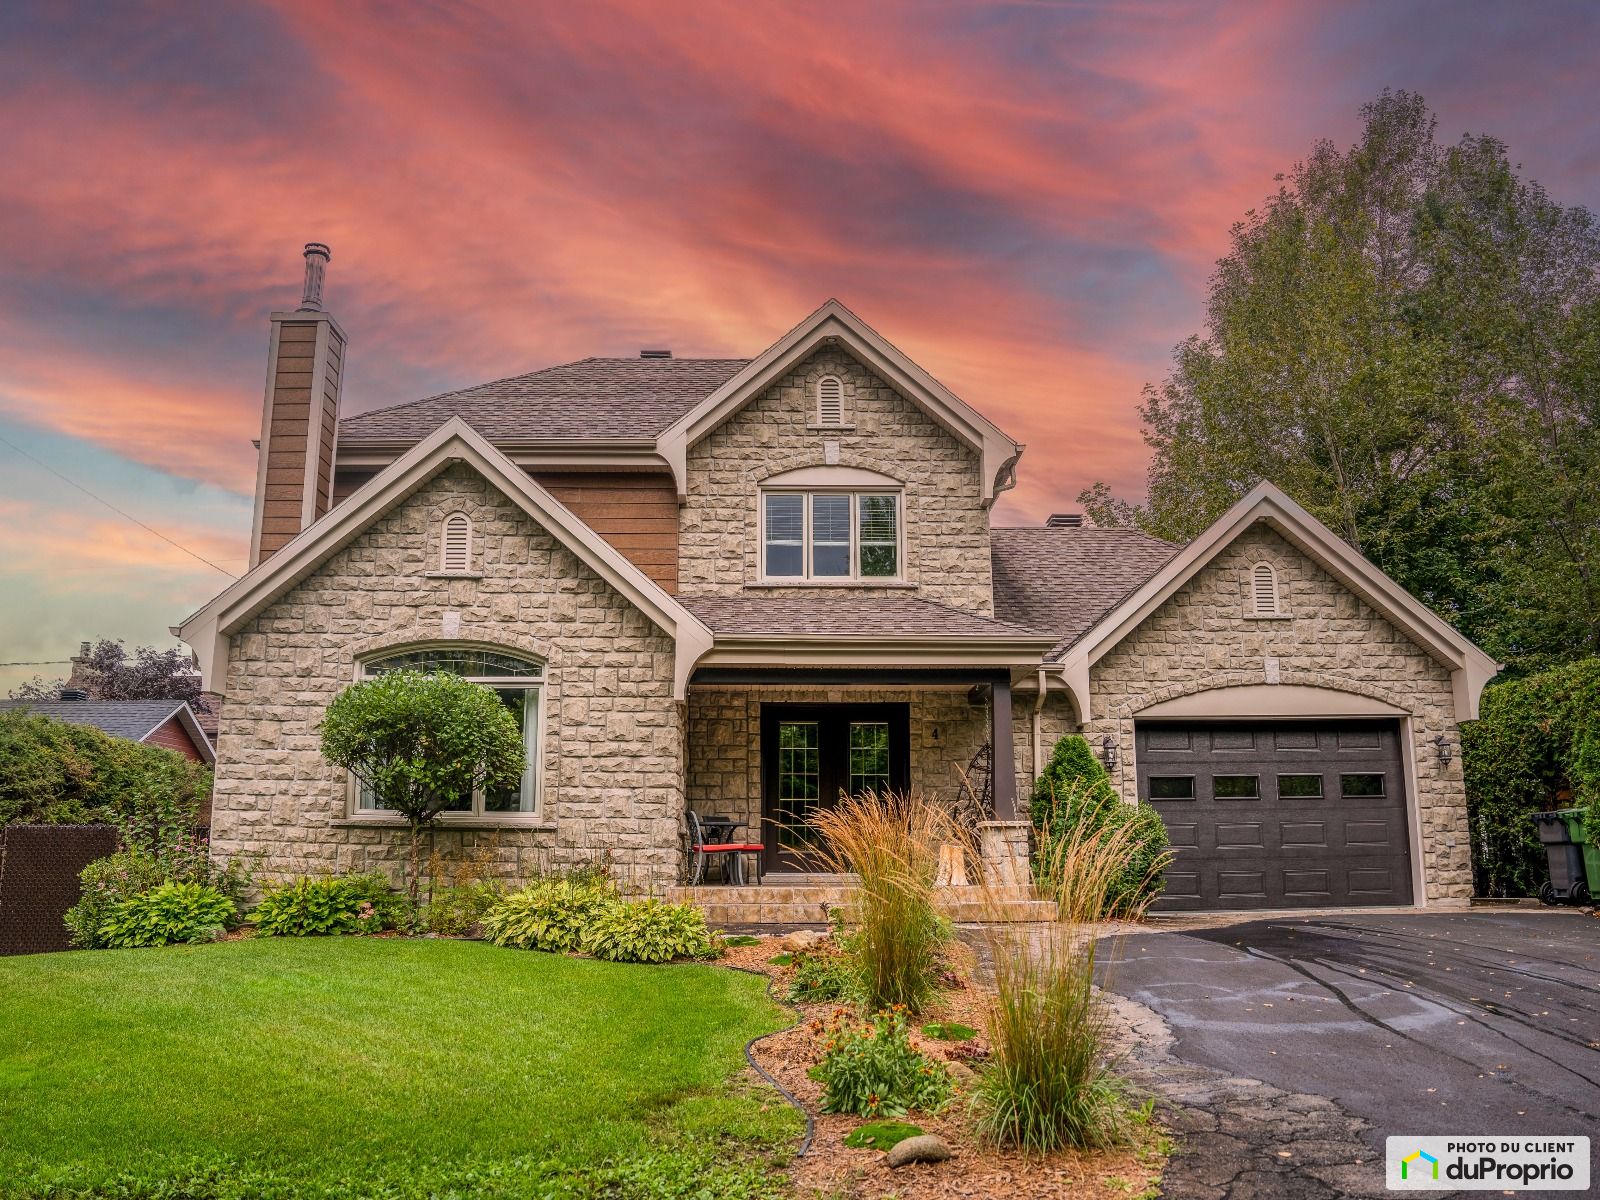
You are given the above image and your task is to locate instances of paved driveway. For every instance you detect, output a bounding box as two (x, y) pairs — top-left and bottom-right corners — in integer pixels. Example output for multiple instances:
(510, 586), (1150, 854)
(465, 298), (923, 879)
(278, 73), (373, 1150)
(1099, 910), (1599, 1197)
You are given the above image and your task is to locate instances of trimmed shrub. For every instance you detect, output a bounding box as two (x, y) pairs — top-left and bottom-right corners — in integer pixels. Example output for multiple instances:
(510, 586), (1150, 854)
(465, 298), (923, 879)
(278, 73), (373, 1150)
(1030, 735), (1169, 916)
(251, 874), (405, 936)
(810, 1006), (954, 1118)
(1464, 658), (1600, 896)
(583, 898), (714, 964)
(97, 881), (236, 948)
(480, 877), (620, 952)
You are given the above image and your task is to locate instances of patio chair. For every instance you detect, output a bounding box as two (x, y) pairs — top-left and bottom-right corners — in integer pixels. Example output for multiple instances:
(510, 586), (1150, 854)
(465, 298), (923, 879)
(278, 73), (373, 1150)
(686, 810), (764, 885)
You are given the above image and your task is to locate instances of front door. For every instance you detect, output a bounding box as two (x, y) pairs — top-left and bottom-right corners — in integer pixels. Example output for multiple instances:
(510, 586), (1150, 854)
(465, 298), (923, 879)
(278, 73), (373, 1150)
(760, 704), (910, 872)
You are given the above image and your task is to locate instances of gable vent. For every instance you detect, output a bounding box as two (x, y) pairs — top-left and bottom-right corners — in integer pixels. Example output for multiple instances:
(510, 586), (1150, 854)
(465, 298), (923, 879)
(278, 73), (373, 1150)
(816, 374), (844, 425)
(1045, 513), (1084, 528)
(1250, 562), (1280, 615)
(639, 347), (672, 359)
(441, 512), (473, 573)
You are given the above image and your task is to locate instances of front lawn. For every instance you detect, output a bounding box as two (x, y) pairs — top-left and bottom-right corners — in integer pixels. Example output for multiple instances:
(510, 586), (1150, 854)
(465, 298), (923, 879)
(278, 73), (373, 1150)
(0, 937), (799, 1199)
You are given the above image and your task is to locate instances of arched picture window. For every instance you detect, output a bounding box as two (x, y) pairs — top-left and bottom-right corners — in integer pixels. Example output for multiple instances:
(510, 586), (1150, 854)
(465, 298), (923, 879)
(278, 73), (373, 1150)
(815, 375), (844, 425)
(1249, 562), (1282, 616)
(351, 645), (542, 818)
(441, 512), (473, 573)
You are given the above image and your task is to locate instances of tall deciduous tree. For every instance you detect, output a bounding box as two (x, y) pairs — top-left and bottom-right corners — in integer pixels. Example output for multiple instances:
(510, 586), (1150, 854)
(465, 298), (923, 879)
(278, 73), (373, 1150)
(9, 639), (209, 711)
(1083, 91), (1600, 670)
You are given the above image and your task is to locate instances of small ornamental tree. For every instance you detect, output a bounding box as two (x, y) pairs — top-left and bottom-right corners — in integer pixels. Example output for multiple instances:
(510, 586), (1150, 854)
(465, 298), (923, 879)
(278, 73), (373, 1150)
(319, 671), (525, 907)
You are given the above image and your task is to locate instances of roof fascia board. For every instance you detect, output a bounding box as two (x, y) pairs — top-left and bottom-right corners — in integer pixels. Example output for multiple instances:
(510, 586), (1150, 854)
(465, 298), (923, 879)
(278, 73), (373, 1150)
(657, 300), (1022, 505)
(179, 417), (714, 699)
(1061, 482), (1500, 721)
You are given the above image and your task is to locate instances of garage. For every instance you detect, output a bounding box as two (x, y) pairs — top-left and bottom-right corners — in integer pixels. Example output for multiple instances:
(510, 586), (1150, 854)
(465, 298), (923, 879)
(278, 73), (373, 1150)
(1136, 719), (1413, 910)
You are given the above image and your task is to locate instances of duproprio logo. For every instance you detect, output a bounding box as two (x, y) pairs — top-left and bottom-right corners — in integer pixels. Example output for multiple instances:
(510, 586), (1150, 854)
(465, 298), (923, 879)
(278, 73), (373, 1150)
(1400, 1150), (1438, 1181)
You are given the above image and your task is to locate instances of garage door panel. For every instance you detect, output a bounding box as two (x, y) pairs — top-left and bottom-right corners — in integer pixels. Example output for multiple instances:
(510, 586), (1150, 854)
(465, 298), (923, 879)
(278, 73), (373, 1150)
(1139, 719), (1412, 911)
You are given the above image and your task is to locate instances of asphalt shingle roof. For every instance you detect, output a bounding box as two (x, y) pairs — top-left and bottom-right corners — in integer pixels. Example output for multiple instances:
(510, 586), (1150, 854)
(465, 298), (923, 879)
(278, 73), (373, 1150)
(337, 357), (751, 445)
(990, 527), (1181, 659)
(679, 593), (1051, 640)
(0, 699), (191, 742)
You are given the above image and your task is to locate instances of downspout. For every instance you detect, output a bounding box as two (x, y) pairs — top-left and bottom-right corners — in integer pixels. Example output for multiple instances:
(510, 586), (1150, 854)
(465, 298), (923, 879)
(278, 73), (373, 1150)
(1032, 668), (1048, 783)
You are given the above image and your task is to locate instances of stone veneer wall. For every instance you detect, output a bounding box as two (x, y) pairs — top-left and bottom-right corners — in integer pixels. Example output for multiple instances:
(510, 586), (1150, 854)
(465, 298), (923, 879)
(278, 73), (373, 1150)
(679, 347), (995, 615)
(211, 462), (684, 893)
(1083, 524), (1474, 903)
(685, 686), (1005, 834)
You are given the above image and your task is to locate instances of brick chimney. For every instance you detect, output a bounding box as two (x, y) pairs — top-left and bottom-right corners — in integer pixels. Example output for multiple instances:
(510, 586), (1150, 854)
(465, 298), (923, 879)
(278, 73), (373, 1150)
(248, 243), (348, 566)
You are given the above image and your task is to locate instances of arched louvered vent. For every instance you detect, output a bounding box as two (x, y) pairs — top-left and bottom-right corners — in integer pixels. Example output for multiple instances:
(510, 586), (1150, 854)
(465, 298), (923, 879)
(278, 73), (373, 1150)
(816, 375), (844, 425)
(1250, 561), (1280, 616)
(441, 512), (473, 573)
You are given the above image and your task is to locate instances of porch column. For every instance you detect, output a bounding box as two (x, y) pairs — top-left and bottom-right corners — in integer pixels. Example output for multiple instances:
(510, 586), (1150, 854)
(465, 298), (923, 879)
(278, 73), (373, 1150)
(990, 672), (1017, 820)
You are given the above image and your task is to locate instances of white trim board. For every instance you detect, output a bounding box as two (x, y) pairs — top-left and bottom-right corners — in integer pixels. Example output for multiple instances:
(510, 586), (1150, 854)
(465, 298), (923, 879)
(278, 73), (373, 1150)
(176, 417), (714, 700)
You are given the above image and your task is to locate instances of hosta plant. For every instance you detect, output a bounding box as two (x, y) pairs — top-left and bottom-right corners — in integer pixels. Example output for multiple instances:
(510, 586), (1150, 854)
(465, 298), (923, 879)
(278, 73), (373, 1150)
(582, 898), (714, 964)
(251, 874), (404, 936)
(480, 877), (620, 953)
(98, 881), (236, 949)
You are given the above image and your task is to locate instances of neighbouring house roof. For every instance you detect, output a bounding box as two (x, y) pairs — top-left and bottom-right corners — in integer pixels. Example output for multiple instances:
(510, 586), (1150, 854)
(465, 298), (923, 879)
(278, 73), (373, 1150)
(0, 699), (215, 764)
(990, 526), (1180, 661)
(337, 358), (751, 446)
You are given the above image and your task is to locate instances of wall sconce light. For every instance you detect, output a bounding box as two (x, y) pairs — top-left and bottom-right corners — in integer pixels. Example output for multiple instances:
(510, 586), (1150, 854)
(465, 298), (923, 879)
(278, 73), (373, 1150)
(1433, 734), (1453, 768)
(1100, 735), (1118, 771)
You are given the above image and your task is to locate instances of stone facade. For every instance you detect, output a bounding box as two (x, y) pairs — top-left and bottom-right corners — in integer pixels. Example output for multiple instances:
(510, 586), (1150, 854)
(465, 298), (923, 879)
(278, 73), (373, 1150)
(1083, 524), (1474, 903)
(211, 462), (684, 892)
(679, 347), (995, 615)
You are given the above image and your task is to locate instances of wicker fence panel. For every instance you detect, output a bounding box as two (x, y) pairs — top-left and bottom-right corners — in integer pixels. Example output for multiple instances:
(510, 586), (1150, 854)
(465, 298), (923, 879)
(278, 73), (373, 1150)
(0, 824), (119, 956)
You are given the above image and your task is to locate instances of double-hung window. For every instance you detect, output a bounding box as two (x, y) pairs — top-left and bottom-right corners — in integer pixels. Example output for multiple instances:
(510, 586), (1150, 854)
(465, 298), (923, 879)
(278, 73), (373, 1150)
(350, 646), (543, 820)
(762, 491), (900, 580)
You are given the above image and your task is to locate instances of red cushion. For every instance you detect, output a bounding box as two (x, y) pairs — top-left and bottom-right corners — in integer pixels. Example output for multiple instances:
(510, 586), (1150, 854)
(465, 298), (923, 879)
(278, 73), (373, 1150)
(696, 842), (764, 852)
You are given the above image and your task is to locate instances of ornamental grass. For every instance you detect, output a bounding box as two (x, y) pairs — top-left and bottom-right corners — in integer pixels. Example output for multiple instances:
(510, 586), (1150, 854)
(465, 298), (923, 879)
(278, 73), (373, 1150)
(809, 790), (955, 1014)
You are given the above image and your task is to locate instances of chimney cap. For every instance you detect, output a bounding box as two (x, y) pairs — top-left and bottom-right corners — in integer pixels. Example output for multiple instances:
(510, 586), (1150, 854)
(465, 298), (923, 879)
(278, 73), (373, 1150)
(303, 242), (331, 260)
(639, 347), (672, 359)
(77, 640), (91, 657)
(298, 242), (331, 312)
(1045, 513), (1084, 528)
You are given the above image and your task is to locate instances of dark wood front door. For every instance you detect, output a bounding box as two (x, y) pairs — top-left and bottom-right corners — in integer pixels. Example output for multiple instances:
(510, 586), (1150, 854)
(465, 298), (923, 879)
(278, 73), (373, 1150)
(760, 704), (910, 872)
(1137, 719), (1413, 910)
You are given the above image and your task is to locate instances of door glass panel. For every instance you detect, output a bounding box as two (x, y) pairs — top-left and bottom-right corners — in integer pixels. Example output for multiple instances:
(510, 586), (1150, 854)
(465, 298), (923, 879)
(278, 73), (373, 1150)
(1147, 776), (1195, 800)
(764, 494), (804, 577)
(775, 722), (821, 850)
(848, 722), (891, 795)
(1278, 773), (1323, 799)
(1213, 774), (1260, 800)
(1340, 772), (1386, 798)
(811, 495), (851, 577)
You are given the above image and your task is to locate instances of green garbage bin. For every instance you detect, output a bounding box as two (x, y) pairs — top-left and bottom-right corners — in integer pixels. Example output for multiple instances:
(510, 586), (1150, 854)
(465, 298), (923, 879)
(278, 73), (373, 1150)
(1533, 810), (1590, 905)
(1556, 807), (1600, 898)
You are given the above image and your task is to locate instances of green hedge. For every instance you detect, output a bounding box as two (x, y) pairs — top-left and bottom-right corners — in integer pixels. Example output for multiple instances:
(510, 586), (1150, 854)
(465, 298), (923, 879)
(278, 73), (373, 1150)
(0, 708), (212, 828)
(1463, 658), (1600, 897)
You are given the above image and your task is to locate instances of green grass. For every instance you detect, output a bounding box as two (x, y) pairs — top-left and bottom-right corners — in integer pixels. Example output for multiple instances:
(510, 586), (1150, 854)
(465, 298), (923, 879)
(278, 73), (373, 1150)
(0, 937), (800, 1198)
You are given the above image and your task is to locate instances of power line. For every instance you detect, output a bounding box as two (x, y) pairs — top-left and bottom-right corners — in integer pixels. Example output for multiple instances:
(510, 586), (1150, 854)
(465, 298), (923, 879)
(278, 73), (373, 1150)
(0, 660), (72, 667)
(0, 433), (238, 579)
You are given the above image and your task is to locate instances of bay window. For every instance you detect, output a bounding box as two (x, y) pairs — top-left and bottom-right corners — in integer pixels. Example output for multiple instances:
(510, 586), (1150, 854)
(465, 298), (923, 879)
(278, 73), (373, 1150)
(762, 491), (901, 580)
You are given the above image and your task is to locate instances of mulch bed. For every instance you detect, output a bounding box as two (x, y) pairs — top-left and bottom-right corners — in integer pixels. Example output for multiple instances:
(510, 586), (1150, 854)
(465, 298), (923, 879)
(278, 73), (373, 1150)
(722, 936), (1166, 1200)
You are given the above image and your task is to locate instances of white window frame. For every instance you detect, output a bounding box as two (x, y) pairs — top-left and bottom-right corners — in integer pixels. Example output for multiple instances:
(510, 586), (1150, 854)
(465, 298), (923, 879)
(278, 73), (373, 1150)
(440, 511), (473, 573)
(344, 644), (546, 824)
(759, 489), (904, 582)
(1245, 561), (1289, 619)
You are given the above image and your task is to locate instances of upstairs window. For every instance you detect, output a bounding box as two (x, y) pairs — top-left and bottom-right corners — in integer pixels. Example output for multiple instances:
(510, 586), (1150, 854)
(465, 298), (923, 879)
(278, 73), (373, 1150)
(441, 512), (473, 572)
(1248, 561), (1283, 616)
(762, 491), (900, 580)
(815, 375), (844, 425)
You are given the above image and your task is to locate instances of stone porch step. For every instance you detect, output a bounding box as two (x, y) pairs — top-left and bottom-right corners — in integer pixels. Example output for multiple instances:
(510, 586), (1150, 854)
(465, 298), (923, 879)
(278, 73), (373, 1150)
(665, 883), (1057, 926)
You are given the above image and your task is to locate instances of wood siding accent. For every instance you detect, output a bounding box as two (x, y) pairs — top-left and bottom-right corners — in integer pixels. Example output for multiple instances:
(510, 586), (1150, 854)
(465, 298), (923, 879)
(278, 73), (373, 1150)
(142, 716), (205, 762)
(533, 471), (680, 593)
(255, 316), (345, 561)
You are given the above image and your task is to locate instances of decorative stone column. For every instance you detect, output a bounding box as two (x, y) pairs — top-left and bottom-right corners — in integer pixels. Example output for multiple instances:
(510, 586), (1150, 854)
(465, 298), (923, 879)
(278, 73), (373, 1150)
(979, 820), (1032, 889)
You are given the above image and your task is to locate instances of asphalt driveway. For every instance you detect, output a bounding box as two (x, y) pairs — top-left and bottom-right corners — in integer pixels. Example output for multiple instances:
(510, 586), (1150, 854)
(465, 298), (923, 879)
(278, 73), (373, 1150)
(1099, 909), (1599, 1197)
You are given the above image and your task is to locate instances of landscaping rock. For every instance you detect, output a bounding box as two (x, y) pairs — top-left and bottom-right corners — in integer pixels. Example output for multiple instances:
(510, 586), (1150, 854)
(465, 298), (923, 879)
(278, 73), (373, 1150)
(779, 929), (826, 952)
(884, 1134), (952, 1169)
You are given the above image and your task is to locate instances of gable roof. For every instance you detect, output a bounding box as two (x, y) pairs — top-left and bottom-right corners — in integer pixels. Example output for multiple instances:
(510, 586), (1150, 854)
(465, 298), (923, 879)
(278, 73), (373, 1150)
(1054, 482), (1501, 722)
(176, 418), (714, 699)
(337, 358), (750, 447)
(0, 699), (215, 764)
(991, 527), (1180, 661)
(657, 299), (1024, 505)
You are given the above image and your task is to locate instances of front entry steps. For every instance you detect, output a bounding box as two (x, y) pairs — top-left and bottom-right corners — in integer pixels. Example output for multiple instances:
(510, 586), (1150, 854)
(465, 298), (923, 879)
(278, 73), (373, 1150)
(664, 880), (1057, 926)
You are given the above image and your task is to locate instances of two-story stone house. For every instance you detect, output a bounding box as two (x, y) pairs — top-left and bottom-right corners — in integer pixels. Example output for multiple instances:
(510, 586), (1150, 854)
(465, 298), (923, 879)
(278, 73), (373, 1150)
(178, 246), (1497, 911)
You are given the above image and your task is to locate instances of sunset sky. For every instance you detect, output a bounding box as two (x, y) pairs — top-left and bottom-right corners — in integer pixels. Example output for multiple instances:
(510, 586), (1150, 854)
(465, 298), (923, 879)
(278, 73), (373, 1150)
(2, 1), (1598, 693)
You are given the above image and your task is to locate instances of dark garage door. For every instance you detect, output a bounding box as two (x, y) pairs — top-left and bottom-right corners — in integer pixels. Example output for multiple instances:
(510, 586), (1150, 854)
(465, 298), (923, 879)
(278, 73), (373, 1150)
(1137, 719), (1413, 910)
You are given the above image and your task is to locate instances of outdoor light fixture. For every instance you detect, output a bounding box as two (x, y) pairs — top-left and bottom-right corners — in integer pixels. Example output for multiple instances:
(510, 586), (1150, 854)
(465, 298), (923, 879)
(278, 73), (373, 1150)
(1434, 734), (1453, 767)
(1100, 735), (1118, 771)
